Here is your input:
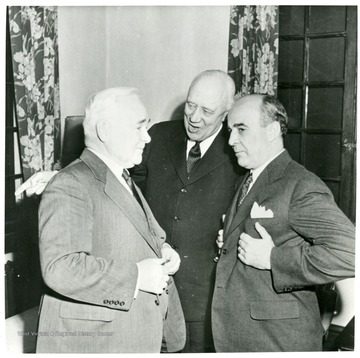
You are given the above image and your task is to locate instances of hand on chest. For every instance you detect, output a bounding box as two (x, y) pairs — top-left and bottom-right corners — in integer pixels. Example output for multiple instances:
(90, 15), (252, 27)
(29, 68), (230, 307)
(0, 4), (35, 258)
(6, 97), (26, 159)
(240, 183), (294, 246)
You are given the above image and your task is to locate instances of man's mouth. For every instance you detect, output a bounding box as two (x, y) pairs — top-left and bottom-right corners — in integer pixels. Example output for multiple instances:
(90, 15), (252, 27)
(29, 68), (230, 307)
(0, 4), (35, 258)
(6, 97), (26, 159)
(234, 149), (246, 157)
(187, 123), (200, 132)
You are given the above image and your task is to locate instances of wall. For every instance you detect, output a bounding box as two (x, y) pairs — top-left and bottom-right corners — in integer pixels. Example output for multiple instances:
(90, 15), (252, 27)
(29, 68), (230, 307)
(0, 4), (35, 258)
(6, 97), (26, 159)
(104, 6), (230, 124)
(58, 6), (107, 143)
(58, 6), (230, 139)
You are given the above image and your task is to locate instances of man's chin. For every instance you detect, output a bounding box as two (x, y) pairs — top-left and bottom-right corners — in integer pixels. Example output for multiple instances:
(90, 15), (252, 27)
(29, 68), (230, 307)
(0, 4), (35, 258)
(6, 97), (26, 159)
(237, 158), (248, 169)
(132, 156), (143, 166)
(186, 130), (202, 142)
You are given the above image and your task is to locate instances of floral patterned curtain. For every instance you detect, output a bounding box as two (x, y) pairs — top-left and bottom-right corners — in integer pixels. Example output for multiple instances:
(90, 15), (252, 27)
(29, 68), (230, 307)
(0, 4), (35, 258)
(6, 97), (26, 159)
(228, 5), (279, 97)
(8, 6), (61, 180)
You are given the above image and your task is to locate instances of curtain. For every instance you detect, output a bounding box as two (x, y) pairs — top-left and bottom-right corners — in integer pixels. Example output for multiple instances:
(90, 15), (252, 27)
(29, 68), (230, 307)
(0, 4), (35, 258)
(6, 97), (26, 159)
(8, 6), (61, 180)
(228, 5), (279, 97)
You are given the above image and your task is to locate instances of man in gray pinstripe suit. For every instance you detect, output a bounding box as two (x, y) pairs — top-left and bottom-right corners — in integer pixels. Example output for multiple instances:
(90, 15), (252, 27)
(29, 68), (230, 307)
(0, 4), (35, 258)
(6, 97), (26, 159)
(36, 87), (185, 353)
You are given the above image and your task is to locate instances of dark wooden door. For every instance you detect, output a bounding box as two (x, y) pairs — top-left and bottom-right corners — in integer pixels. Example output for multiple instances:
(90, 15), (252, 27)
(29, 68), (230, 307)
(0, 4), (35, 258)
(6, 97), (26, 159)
(278, 6), (357, 223)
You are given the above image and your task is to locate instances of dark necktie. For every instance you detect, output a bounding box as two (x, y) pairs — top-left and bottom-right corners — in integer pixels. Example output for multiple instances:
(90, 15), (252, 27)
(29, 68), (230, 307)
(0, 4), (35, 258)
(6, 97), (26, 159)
(187, 141), (201, 173)
(237, 172), (253, 207)
(122, 169), (143, 209)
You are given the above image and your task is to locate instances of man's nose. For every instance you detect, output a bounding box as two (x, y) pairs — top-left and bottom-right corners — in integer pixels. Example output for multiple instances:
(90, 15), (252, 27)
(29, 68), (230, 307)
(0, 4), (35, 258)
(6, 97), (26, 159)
(189, 107), (201, 123)
(228, 130), (234, 146)
(228, 129), (237, 146)
(142, 129), (151, 143)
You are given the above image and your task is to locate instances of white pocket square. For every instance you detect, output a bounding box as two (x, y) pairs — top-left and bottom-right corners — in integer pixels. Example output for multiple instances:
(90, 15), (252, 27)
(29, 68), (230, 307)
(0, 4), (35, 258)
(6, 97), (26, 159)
(250, 202), (274, 219)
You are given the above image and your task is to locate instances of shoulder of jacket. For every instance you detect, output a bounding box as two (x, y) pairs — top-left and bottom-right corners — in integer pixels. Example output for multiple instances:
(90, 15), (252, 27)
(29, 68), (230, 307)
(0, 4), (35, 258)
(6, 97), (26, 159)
(285, 160), (317, 180)
(150, 120), (183, 135)
(55, 160), (98, 186)
(284, 160), (330, 196)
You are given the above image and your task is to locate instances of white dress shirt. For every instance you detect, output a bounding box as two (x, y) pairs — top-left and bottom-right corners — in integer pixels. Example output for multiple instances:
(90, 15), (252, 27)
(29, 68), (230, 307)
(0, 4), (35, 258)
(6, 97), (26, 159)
(247, 149), (285, 194)
(87, 148), (133, 195)
(186, 124), (223, 158)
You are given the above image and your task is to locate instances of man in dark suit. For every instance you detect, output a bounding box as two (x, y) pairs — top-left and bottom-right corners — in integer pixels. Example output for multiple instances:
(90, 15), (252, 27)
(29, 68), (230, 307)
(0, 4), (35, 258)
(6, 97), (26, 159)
(36, 87), (185, 353)
(212, 94), (355, 352)
(131, 70), (244, 352)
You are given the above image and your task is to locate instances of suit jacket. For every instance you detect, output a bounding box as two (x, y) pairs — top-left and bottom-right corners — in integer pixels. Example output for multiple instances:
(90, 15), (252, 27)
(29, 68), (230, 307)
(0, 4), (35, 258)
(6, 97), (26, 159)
(212, 150), (355, 352)
(131, 120), (244, 321)
(36, 149), (185, 353)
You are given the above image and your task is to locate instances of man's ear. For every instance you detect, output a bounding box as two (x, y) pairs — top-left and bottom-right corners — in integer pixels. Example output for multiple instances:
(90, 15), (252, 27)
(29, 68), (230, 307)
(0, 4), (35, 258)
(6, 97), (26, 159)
(222, 110), (229, 122)
(96, 120), (108, 142)
(267, 121), (281, 142)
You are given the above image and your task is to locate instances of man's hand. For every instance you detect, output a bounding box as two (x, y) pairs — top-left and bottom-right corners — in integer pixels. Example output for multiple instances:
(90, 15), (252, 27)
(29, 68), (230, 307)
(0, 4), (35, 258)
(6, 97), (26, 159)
(214, 229), (224, 263)
(137, 258), (170, 294)
(161, 243), (181, 275)
(238, 222), (275, 270)
(14, 171), (58, 197)
(216, 229), (224, 249)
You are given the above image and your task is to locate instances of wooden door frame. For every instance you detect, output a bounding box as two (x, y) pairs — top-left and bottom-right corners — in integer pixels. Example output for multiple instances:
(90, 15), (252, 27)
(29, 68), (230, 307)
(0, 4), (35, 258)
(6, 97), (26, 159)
(339, 6), (357, 223)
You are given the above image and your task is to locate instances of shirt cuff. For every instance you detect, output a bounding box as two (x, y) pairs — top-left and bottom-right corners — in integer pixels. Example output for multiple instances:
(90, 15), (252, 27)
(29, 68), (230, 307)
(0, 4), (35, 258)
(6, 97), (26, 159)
(134, 262), (141, 299)
(161, 242), (172, 250)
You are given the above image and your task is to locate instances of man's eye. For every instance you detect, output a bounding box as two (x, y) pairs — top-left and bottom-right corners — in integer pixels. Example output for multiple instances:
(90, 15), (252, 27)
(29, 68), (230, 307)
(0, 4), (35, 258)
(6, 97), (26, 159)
(187, 103), (196, 109)
(203, 110), (214, 116)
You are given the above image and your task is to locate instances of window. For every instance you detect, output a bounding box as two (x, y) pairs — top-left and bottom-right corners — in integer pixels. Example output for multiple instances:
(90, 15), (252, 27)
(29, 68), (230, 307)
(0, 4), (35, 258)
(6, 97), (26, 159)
(278, 6), (357, 222)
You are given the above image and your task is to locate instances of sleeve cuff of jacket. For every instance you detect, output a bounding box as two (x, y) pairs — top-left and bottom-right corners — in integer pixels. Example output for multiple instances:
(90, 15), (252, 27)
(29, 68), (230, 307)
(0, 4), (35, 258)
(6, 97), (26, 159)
(101, 261), (138, 311)
(271, 247), (305, 293)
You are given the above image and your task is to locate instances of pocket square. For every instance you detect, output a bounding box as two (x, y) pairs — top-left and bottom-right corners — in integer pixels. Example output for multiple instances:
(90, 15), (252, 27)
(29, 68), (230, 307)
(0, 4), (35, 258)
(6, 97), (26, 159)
(250, 202), (274, 218)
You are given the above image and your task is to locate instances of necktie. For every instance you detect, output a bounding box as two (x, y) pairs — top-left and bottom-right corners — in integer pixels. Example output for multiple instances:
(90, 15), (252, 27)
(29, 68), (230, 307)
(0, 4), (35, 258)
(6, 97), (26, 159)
(122, 169), (143, 209)
(237, 172), (253, 207)
(187, 141), (201, 173)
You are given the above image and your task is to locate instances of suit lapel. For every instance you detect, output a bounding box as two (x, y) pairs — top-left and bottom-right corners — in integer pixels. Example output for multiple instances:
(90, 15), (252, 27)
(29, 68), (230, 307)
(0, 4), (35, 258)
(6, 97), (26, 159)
(225, 150), (292, 238)
(226, 173), (268, 237)
(187, 127), (232, 185)
(166, 125), (235, 186)
(80, 149), (161, 256)
(133, 183), (164, 254)
(166, 130), (188, 185)
(223, 173), (250, 237)
(105, 173), (161, 256)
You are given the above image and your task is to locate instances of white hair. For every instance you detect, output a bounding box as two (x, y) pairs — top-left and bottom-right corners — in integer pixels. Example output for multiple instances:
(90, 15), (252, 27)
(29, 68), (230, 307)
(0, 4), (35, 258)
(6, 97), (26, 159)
(83, 87), (139, 144)
(189, 70), (236, 111)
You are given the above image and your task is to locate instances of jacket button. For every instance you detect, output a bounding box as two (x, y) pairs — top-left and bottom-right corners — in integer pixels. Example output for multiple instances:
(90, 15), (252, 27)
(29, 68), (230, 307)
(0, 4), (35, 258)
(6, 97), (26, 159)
(174, 216), (179, 221)
(181, 188), (187, 193)
(222, 249), (228, 255)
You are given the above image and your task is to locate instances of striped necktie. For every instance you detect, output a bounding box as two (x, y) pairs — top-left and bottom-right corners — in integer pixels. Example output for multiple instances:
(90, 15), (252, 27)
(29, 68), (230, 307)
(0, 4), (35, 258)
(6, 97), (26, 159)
(187, 141), (201, 173)
(122, 169), (143, 209)
(237, 172), (253, 207)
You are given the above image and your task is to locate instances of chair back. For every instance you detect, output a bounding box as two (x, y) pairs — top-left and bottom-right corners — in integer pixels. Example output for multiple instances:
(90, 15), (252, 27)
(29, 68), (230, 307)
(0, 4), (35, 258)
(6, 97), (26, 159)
(62, 116), (85, 167)
(316, 283), (338, 332)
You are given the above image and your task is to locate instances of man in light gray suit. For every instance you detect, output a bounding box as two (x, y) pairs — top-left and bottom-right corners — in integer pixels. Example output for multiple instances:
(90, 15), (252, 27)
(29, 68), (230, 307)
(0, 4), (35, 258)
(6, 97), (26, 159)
(36, 87), (186, 353)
